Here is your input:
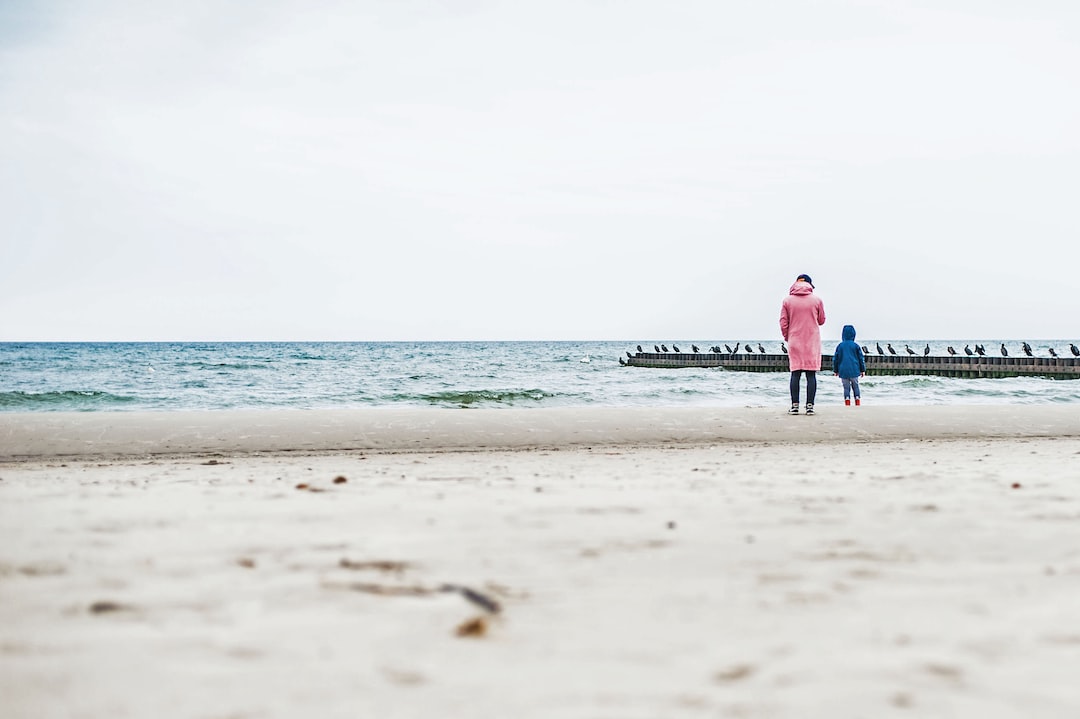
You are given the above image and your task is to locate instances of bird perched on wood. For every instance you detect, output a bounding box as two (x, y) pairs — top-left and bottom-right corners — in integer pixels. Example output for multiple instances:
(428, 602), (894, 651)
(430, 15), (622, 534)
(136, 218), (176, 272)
(975, 345), (986, 356)
(672, 345), (680, 352)
(1049, 347), (1058, 357)
(947, 346), (957, 355)
(964, 345), (973, 356)
(1000, 343), (1008, 357)
(744, 344), (753, 353)
(654, 345), (660, 353)
(758, 343), (765, 353)
(781, 342), (787, 354)
(626, 351), (632, 358)
(731, 343), (740, 354)
(637, 345), (643, 353)
(618, 356), (626, 366)
(724, 344), (733, 353)
(924, 344), (930, 356)
(1071, 343), (1080, 356)
(876, 342), (884, 355)
(905, 344), (915, 355)
(862, 345), (870, 356)
(887, 343), (897, 355)
(661, 344), (669, 352)
(1022, 342), (1033, 357)
(692, 345), (700, 353)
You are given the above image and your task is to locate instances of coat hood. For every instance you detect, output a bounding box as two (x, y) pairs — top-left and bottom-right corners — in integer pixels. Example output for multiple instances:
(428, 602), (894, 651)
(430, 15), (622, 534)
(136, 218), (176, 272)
(842, 324), (856, 341)
(789, 281), (814, 296)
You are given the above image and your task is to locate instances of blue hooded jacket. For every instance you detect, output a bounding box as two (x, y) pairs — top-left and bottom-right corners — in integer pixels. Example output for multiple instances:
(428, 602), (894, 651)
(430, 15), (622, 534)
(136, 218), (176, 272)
(833, 324), (866, 379)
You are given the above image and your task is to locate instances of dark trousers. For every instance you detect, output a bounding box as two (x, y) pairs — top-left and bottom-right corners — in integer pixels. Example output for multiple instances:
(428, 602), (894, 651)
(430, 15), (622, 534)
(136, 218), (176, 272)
(790, 370), (817, 405)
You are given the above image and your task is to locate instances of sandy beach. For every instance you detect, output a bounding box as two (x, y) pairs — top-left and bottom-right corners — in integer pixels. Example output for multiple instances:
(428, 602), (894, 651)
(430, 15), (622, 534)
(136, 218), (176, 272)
(3, 406), (1080, 718)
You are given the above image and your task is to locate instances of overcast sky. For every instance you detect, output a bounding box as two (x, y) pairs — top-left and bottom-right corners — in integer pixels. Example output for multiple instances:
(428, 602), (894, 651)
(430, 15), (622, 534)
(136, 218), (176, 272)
(2, 0), (1078, 342)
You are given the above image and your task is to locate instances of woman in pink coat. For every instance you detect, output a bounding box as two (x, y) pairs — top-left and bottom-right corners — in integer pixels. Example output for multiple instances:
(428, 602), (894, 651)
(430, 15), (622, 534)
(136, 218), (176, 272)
(779, 273), (826, 415)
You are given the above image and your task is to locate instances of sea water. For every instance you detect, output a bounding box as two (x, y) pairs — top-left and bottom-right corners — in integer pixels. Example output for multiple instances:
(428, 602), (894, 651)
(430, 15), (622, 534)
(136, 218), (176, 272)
(2, 341), (1079, 412)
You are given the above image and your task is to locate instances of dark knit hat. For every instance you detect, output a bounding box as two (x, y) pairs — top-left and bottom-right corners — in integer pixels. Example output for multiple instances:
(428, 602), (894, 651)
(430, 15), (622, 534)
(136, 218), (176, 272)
(796, 273), (814, 289)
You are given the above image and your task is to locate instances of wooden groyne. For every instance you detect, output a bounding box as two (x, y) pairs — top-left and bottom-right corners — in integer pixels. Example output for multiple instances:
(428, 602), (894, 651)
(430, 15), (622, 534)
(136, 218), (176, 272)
(623, 352), (1080, 379)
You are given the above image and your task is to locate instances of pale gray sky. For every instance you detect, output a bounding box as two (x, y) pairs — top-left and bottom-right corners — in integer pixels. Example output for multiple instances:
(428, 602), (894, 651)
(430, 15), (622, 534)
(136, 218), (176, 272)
(2, 0), (1078, 341)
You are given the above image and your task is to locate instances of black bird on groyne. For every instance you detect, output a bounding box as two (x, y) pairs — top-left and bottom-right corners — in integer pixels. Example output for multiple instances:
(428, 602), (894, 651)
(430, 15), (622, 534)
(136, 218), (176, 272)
(661, 344), (669, 352)
(924, 344), (931, 356)
(887, 343), (897, 355)
(758, 343), (765, 353)
(876, 343), (884, 355)
(781, 343), (787, 354)
(1022, 342), (1033, 357)
(654, 345), (661, 353)
(672, 345), (680, 352)
(975, 344), (986, 356)
(744, 344), (754, 353)
(731, 344), (740, 354)
(637, 345), (643, 353)
(724, 344), (733, 354)
(964, 345), (973, 356)
(947, 346), (956, 355)
(905, 345), (915, 355)
(626, 351), (632, 358)
(1071, 343), (1080, 356)
(692, 345), (700, 353)
(1049, 347), (1058, 357)
(1000, 343), (1008, 357)
(862, 345), (870, 355)
(618, 356), (626, 366)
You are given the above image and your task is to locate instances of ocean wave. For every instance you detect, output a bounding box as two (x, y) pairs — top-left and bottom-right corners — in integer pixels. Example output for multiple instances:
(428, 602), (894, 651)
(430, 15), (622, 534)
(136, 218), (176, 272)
(0, 390), (138, 410)
(390, 388), (557, 407)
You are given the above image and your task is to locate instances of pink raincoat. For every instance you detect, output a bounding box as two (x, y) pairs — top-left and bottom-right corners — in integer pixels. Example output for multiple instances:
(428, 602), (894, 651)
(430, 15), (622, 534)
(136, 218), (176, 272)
(779, 281), (826, 371)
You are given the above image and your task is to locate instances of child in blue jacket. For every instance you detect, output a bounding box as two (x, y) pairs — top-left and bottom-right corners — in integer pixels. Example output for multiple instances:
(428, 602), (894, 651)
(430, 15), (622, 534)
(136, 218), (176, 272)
(833, 324), (866, 406)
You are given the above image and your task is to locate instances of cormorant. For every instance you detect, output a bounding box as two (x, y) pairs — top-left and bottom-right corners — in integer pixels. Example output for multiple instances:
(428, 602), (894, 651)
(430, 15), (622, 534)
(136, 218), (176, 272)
(1049, 347), (1058, 357)
(731, 344), (740, 354)
(672, 345), (680, 353)
(758, 343), (765, 353)
(654, 345), (660, 353)
(744, 344), (753, 353)
(924, 344), (930, 356)
(1023, 341), (1033, 355)
(781, 343), (787, 354)
(637, 345), (643, 353)
(626, 351), (632, 358)
(964, 345), (973, 356)
(862, 345), (870, 356)
(975, 345), (985, 356)
(887, 343), (897, 355)
(876, 342), (884, 355)
(1000, 343), (1008, 357)
(692, 345), (700, 353)
(1072, 343), (1080, 356)
(947, 346), (956, 355)
(724, 344), (733, 354)
(618, 357), (626, 366)
(905, 344), (915, 355)
(661, 344), (669, 352)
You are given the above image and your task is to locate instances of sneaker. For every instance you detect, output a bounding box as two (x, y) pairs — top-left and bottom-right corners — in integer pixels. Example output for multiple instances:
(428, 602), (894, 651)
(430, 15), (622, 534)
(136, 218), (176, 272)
(788, 404), (799, 415)
(805, 403), (815, 416)
(855, 398), (861, 406)
(845, 399), (851, 406)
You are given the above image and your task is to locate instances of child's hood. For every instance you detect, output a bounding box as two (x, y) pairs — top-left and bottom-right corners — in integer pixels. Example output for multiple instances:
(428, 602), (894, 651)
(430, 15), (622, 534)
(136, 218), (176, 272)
(842, 324), (856, 342)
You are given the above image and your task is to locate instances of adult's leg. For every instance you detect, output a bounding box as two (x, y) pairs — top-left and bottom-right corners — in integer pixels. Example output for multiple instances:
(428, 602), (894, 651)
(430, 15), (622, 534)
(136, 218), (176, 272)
(789, 371), (802, 404)
(806, 371), (817, 405)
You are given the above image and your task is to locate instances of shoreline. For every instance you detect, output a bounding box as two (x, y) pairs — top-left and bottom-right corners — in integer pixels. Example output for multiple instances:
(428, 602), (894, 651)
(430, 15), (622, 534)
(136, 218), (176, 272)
(3, 404), (1080, 461)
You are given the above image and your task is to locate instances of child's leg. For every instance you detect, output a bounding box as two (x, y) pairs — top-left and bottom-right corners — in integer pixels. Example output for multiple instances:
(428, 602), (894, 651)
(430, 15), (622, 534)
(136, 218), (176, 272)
(851, 377), (860, 399)
(841, 377), (852, 399)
